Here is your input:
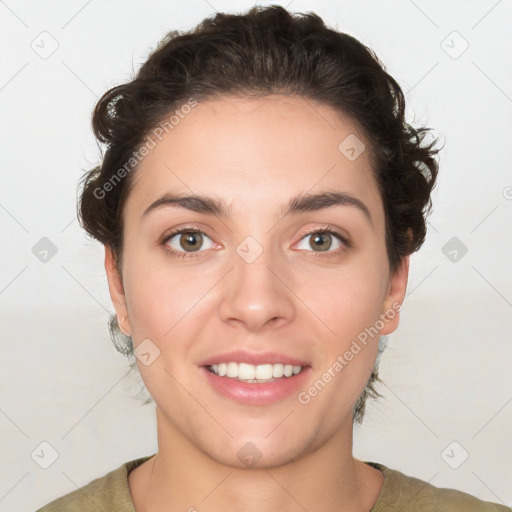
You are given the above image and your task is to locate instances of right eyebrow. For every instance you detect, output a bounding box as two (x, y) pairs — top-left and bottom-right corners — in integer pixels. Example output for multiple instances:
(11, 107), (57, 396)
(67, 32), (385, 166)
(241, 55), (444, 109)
(142, 192), (232, 218)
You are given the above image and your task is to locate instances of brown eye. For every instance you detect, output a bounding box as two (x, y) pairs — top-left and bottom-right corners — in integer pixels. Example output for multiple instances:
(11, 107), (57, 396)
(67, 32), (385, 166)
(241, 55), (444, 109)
(309, 232), (332, 251)
(180, 231), (203, 251)
(166, 230), (214, 253)
(296, 230), (346, 253)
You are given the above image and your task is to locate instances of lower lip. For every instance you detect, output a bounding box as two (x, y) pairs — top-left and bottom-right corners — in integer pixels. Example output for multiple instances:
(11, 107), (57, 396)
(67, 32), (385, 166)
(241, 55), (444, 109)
(201, 366), (311, 405)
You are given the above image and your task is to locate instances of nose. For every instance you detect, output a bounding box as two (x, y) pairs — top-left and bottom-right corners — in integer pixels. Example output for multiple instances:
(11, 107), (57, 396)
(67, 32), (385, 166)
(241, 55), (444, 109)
(218, 246), (296, 333)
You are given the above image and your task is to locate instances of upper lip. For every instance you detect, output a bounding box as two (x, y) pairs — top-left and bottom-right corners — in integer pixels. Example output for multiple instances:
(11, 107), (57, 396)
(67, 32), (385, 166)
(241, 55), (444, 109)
(200, 350), (309, 367)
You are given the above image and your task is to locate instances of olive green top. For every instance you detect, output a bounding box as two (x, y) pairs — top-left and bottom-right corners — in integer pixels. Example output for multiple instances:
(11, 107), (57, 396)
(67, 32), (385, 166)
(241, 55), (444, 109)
(36, 454), (510, 511)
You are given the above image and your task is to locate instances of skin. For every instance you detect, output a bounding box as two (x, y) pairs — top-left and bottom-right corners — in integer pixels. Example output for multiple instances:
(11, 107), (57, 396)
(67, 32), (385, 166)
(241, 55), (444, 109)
(105, 93), (409, 512)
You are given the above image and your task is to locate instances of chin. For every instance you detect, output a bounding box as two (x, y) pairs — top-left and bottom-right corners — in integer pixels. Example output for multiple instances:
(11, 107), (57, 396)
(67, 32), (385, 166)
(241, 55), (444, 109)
(203, 440), (305, 470)
(193, 425), (322, 471)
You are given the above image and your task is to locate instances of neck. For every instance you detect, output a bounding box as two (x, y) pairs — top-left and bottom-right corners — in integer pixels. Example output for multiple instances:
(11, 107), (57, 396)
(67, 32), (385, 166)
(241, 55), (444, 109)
(129, 407), (384, 512)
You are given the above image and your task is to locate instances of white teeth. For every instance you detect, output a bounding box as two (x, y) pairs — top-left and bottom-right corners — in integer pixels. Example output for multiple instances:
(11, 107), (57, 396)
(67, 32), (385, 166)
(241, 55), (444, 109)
(255, 364), (273, 380)
(238, 363), (255, 380)
(208, 362), (304, 380)
(273, 363), (284, 378)
(226, 362), (238, 378)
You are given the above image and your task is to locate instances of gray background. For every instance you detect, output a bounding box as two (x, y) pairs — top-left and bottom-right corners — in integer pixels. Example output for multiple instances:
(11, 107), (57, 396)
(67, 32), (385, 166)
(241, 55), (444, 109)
(0, 0), (511, 510)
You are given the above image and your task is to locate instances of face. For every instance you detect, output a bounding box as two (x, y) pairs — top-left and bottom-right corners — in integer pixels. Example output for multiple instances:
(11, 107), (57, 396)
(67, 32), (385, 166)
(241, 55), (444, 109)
(105, 94), (408, 469)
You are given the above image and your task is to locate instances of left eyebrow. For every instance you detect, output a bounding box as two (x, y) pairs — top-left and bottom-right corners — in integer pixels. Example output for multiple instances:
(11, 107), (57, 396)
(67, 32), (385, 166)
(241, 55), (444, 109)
(142, 190), (372, 225)
(283, 191), (372, 225)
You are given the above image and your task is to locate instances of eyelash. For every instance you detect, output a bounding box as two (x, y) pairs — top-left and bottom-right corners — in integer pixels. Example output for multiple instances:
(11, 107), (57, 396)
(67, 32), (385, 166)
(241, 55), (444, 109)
(161, 225), (351, 259)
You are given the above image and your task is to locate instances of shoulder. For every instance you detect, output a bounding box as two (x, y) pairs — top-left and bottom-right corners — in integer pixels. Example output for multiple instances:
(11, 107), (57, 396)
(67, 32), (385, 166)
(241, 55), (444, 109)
(35, 454), (155, 512)
(367, 461), (511, 512)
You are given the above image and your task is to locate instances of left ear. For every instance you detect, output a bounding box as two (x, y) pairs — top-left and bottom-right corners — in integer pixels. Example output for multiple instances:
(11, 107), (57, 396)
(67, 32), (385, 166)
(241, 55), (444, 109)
(380, 255), (409, 335)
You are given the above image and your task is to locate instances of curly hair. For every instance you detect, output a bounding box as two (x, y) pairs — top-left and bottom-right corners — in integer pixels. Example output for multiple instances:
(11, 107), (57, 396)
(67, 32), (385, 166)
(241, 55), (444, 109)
(78, 5), (439, 423)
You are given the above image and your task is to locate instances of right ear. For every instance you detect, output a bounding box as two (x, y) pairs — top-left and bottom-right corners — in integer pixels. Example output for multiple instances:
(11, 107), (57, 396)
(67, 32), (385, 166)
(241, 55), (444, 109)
(104, 245), (131, 336)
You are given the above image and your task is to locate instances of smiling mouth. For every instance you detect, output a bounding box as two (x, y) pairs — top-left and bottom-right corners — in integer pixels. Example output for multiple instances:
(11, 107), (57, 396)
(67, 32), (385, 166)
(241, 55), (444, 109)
(207, 362), (305, 383)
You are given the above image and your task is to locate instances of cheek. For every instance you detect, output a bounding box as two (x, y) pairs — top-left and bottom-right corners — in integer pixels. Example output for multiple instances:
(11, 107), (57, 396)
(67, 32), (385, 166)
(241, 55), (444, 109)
(301, 270), (388, 389)
(295, 258), (389, 345)
(122, 249), (221, 342)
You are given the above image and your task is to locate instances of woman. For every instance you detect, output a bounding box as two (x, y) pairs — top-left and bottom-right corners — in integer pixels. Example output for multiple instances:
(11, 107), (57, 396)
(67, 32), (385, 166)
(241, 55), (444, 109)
(37, 5), (508, 511)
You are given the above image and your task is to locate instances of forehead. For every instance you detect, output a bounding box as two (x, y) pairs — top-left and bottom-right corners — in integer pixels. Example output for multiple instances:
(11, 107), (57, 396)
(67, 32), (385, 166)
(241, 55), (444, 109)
(125, 94), (383, 225)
